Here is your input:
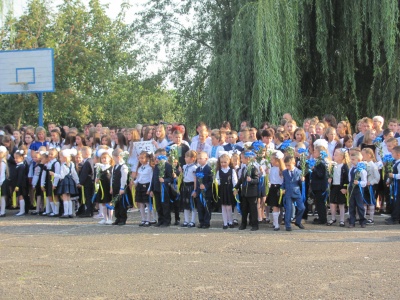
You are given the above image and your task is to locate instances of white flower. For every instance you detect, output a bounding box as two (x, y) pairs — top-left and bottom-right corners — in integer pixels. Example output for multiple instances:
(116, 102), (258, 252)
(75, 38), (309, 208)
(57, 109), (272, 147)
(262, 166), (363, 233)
(313, 139), (328, 149)
(274, 150), (284, 160)
(244, 142), (253, 148)
(207, 157), (218, 166)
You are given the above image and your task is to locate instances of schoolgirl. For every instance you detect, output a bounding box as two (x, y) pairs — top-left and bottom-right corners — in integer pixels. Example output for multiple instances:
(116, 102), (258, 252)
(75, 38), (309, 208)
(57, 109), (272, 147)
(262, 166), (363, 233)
(13, 149), (27, 216)
(0, 146), (8, 217)
(31, 151), (45, 215)
(41, 148), (61, 216)
(361, 148), (380, 225)
(216, 153), (238, 229)
(266, 151), (285, 231)
(95, 148), (114, 225)
(50, 149), (79, 218)
(134, 151), (153, 227)
(111, 148), (129, 225)
(327, 149), (350, 227)
(180, 150), (198, 228)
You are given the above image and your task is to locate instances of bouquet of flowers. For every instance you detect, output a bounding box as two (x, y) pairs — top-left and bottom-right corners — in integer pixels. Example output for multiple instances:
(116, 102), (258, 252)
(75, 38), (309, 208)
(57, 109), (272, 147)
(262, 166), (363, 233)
(317, 150), (328, 165)
(280, 140), (292, 153)
(349, 162), (366, 199)
(297, 148), (309, 177)
(306, 158), (316, 174)
(252, 141), (265, 163)
(157, 155), (168, 178)
(166, 145), (178, 168)
(373, 137), (383, 159)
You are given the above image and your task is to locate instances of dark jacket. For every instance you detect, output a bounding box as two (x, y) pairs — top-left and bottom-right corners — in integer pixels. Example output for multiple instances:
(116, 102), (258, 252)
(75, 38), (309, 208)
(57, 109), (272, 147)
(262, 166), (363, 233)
(150, 162), (173, 193)
(234, 164), (259, 198)
(311, 162), (328, 191)
(79, 158), (94, 188)
(195, 164), (213, 198)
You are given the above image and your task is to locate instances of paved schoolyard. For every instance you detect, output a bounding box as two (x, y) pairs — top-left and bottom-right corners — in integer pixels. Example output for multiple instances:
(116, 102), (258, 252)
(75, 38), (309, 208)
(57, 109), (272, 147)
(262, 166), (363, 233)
(0, 211), (399, 299)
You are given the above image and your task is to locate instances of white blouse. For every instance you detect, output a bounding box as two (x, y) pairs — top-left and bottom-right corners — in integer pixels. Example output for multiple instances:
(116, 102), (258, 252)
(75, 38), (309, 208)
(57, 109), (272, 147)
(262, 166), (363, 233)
(269, 166), (283, 185)
(216, 167), (238, 186)
(134, 163), (153, 184)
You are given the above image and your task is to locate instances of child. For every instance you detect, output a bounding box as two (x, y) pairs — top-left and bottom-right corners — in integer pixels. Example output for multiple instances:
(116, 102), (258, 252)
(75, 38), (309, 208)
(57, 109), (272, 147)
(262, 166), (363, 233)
(48, 129), (64, 149)
(327, 149), (349, 227)
(362, 148), (380, 225)
(325, 127), (342, 159)
(224, 130), (244, 152)
(194, 151), (213, 228)
(134, 151), (153, 227)
(180, 150), (198, 228)
(216, 153), (238, 229)
(233, 151), (260, 231)
(149, 149), (173, 227)
(31, 151), (44, 215)
(0, 146), (8, 217)
(191, 129), (211, 154)
(343, 134), (354, 151)
(281, 156), (305, 231)
(41, 148), (60, 216)
(171, 130), (190, 168)
(310, 141), (329, 225)
(77, 147), (95, 217)
(13, 149), (27, 216)
(266, 151), (285, 231)
(386, 145), (400, 224)
(261, 129), (275, 151)
(95, 149), (113, 224)
(208, 129), (224, 159)
(230, 150), (241, 225)
(50, 149), (79, 218)
(347, 152), (367, 228)
(110, 149), (129, 225)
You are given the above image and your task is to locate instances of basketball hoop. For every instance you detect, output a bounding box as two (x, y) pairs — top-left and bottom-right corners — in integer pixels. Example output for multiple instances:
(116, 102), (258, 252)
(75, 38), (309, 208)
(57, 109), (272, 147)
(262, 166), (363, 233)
(9, 82), (29, 92)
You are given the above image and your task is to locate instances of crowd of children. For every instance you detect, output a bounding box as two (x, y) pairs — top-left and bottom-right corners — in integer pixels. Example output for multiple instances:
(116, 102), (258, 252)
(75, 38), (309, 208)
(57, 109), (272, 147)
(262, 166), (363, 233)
(0, 113), (399, 231)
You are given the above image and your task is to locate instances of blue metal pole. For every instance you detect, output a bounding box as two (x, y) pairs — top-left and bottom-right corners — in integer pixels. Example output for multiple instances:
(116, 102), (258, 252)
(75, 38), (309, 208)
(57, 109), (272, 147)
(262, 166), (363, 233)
(38, 93), (43, 126)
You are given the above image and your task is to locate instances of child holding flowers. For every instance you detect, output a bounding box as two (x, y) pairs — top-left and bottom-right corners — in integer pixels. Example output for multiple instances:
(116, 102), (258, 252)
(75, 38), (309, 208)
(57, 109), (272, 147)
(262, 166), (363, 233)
(310, 139), (329, 225)
(348, 152), (367, 228)
(180, 150), (198, 228)
(361, 148), (380, 225)
(327, 149), (349, 227)
(386, 146), (400, 224)
(110, 149), (129, 225)
(195, 151), (213, 228)
(94, 148), (113, 224)
(149, 149), (173, 227)
(216, 153), (238, 229)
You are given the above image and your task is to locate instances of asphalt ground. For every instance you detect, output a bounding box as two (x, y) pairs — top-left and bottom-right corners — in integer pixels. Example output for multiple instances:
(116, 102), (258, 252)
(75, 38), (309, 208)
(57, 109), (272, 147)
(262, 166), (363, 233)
(1, 210), (400, 299)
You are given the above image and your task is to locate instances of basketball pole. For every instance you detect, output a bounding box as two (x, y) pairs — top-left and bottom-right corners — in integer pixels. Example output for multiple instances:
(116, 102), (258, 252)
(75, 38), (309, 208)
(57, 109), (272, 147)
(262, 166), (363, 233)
(36, 93), (44, 126)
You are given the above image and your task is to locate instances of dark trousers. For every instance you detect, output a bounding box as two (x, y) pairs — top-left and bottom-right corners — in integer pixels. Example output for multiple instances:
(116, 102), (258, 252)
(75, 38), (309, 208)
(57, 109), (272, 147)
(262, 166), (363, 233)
(83, 186), (94, 215)
(240, 196), (258, 229)
(154, 190), (171, 225)
(197, 195), (212, 226)
(384, 183), (393, 214)
(114, 196), (128, 223)
(390, 181), (400, 220)
(171, 198), (180, 222)
(349, 190), (366, 225)
(313, 190), (327, 224)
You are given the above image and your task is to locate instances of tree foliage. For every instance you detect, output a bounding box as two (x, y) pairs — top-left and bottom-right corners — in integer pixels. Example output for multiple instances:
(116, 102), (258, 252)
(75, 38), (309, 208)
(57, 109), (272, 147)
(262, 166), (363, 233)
(137, 0), (400, 129)
(0, 0), (180, 129)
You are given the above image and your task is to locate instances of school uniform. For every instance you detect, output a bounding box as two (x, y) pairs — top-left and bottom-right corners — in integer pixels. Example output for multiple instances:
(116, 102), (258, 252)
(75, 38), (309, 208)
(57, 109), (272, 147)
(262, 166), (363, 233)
(348, 166), (367, 226)
(266, 167), (283, 207)
(111, 163), (129, 225)
(363, 161), (380, 206)
(150, 161), (173, 226)
(281, 168), (305, 229)
(13, 162), (27, 198)
(207, 145), (224, 160)
(54, 163), (79, 195)
(329, 163), (349, 205)
(134, 164), (153, 203)
(310, 162), (328, 224)
(195, 164), (213, 228)
(223, 143), (244, 152)
(79, 157), (95, 217)
(0, 160), (7, 216)
(387, 160), (400, 222)
(181, 163), (197, 211)
(31, 163), (44, 214)
(234, 163), (259, 230)
(190, 140), (212, 154)
(216, 168), (237, 206)
(95, 165), (112, 203)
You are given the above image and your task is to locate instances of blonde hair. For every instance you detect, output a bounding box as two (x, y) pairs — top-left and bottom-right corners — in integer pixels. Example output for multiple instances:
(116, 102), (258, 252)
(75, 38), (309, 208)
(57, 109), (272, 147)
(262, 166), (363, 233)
(271, 152), (285, 175)
(334, 148), (350, 166)
(361, 148), (376, 162)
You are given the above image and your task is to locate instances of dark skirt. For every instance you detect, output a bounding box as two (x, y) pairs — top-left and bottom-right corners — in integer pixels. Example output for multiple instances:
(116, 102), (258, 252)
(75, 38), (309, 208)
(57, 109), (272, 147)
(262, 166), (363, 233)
(135, 183), (150, 203)
(181, 182), (195, 210)
(329, 185), (347, 205)
(258, 176), (266, 198)
(16, 186), (27, 198)
(35, 185), (43, 197)
(363, 185), (376, 206)
(266, 184), (282, 207)
(1, 180), (9, 197)
(219, 182), (235, 206)
(56, 175), (78, 196)
(95, 181), (112, 204)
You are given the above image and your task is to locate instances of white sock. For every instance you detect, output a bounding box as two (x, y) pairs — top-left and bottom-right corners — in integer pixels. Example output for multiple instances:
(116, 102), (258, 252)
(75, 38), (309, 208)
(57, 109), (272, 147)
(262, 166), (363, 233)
(0, 196), (5, 215)
(36, 196), (41, 213)
(222, 205), (228, 226)
(273, 212), (280, 228)
(330, 205), (336, 221)
(369, 205), (375, 221)
(108, 208), (113, 222)
(98, 204), (104, 216)
(265, 205), (270, 220)
(54, 201), (59, 214)
(18, 199), (25, 215)
(50, 201), (55, 214)
(103, 205), (108, 221)
(139, 203), (146, 221)
(63, 201), (69, 216)
(233, 206), (239, 219)
(364, 205), (367, 218)
(184, 209), (190, 223)
(226, 206), (233, 225)
(339, 204), (345, 222)
(68, 201), (73, 215)
(191, 208), (197, 224)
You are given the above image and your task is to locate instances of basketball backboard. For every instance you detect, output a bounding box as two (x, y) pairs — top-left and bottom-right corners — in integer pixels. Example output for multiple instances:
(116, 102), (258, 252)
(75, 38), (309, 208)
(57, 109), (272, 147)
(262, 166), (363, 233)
(0, 48), (55, 94)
